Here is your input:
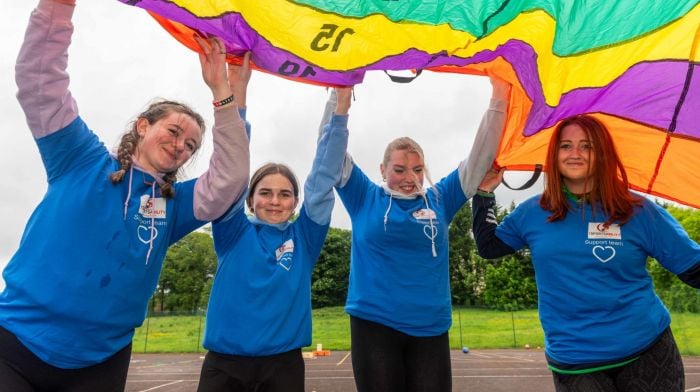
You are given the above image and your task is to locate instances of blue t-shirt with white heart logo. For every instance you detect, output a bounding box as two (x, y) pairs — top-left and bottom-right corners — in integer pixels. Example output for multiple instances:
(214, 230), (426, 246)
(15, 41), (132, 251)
(0, 117), (204, 369)
(337, 165), (467, 337)
(496, 194), (700, 365)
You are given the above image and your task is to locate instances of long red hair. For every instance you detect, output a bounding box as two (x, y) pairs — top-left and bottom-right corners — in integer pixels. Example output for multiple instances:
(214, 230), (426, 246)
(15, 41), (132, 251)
(540, 115), (642, 225)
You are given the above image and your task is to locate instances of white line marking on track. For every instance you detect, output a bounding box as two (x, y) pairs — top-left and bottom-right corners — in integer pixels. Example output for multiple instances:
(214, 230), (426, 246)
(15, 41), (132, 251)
(452, 367), (546, 371)
(336, 351), (351, 366)
(307, 376), (356, 380)
(685, 387), (700, 391)
(131, 359), (202, 369)
(135, 380), (185, 391)
(452, 375), (551, 379)
(486, 353), (537, 362)
(459, 352), (534, 361)
(129, 372), (201, 376)
(465, 352), (494, 358)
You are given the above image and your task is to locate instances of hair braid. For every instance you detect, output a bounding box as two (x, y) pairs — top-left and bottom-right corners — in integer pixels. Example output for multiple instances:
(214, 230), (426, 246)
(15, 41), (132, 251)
(109, 129), (139, 183)
(160, 172), (178, 199)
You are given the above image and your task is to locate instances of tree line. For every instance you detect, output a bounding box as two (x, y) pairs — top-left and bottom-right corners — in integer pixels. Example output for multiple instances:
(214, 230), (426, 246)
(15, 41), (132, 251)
(151, 201), (700, 313)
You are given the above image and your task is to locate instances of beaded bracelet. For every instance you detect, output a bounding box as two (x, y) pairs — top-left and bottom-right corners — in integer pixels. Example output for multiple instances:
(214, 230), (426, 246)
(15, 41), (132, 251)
(212, 94), (235, 107)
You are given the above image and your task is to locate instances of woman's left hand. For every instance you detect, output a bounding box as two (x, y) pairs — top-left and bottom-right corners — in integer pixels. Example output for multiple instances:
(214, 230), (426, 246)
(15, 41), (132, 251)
(334, 87), (352, 115)
(479, 167), (505, 193)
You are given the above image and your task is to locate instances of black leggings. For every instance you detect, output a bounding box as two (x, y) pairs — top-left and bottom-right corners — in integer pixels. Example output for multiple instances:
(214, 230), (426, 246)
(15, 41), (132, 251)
(197, 348), (304, 392)
(552, 327), (684, 392)
(350, 316), (451, 392)
(0, 325), (132, 392)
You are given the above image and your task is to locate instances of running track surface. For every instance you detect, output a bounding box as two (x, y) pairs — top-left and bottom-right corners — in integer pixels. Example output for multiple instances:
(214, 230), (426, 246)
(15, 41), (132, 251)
(126, 350), (700, 392)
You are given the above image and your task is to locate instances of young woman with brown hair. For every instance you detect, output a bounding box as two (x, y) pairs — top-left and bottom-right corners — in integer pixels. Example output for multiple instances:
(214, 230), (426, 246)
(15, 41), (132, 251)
(197, 88), (352, 392)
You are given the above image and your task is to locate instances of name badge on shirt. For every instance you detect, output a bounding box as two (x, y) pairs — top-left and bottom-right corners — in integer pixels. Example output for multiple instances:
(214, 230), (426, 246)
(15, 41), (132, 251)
(413, 208), (437, 220)
(587, 222), (621, 240)
(139, 195), (167, 219)
(276, 239), (295, 271)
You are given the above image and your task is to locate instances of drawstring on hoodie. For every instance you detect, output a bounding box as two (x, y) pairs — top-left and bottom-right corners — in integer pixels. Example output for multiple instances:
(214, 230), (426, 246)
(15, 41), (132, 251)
(145, 181), (156, 265)
(383, 195), (393, 231)
(420, 192), (438, 258)
(123, 166), (134, 220)
(381, 184), (438, 258)
(121, 164), (157, 265)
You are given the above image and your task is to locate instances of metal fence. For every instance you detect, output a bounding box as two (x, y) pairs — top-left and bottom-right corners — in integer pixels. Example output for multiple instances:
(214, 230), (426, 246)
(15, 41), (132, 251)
(132, 308), (700, 355)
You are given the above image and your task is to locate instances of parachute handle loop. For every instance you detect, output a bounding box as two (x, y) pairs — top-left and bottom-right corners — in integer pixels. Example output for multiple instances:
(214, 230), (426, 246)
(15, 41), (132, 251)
(501, 164), (543, 190)
(384, 69), (423, 83)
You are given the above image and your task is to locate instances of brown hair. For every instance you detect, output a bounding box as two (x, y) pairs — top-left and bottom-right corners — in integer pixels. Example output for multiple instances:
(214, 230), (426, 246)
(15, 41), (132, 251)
(540, 114), (642, 225)
(109, 100), (205, 198)
(382, 137), (435, 190)
(246, 163), (300, 212)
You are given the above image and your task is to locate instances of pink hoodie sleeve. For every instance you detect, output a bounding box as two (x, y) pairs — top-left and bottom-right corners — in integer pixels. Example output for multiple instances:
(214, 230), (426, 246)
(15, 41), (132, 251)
(192, 104), (250, 221)
(16, 0), (78, 139)
(17, 1), (248, 221)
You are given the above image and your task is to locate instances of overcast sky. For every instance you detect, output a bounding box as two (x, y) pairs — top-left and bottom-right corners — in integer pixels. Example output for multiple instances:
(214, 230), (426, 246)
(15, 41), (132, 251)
(1, 1), (542, 288)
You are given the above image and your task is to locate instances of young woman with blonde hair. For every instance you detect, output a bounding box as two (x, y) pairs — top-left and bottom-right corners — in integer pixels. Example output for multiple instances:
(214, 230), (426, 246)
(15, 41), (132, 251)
(334, 80), (509, 391)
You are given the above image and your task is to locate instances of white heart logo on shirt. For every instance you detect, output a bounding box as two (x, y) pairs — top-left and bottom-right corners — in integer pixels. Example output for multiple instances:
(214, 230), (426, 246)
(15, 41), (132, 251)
(137, 225), (158, 244)
(423, 224), (437, 240)
(592, 245), (615, 263)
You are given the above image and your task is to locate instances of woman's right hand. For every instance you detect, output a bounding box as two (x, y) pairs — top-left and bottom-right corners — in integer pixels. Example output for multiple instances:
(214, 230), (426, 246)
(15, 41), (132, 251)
(228, 52), (252, 108)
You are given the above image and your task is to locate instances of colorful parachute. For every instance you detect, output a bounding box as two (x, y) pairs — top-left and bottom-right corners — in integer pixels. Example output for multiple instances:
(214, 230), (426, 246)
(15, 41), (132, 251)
(119, 0), (700, 207)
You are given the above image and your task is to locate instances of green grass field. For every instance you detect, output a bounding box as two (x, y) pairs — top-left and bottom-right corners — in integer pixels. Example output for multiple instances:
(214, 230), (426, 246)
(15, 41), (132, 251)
(132, 306), (700, 355)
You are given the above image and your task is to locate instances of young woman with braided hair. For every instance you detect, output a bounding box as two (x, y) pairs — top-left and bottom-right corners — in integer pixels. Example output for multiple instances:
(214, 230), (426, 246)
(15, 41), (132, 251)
(0, 0), (250, 390)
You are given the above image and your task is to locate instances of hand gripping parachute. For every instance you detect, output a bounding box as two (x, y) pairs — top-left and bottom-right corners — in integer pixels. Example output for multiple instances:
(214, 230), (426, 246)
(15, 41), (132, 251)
(119, 0), (700, 207)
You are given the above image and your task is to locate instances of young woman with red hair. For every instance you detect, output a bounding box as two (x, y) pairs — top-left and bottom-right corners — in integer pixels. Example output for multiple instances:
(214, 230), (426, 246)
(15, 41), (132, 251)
(472, 114), (700, 392)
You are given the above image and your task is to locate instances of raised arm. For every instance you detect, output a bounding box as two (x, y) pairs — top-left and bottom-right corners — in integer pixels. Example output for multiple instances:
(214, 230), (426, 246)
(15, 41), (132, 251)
(304, 87), (352, 225)
(16, 0), (79, 138)
(227, 52), (251, 110)
(227, 52), (253, 141)
(471, 167), (516, 259)
(192, 44), (251, 221)
(458, 78), (510, 198)
(317, 89), (354, 188)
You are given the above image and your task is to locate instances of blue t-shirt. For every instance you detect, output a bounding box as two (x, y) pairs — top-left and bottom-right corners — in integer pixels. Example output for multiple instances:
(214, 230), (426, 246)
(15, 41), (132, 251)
(204, 113), (348, 356)
(497, 195), (700, 365)
(0, 117), (204, 368)
(337, 166), (467, 336)
(205, 208), (328, 355)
